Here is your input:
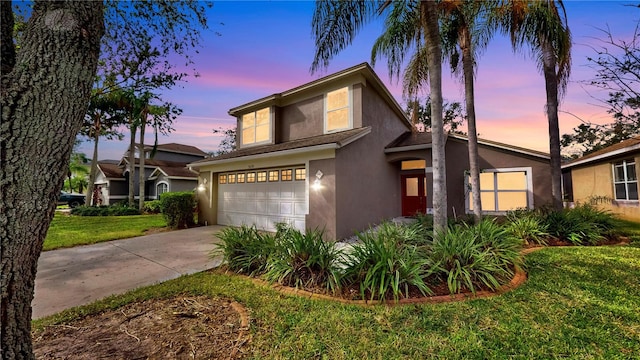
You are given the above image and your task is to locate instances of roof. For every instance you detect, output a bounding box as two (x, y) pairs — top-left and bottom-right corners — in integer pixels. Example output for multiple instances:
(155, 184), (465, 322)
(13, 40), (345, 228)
(562, 135), (640, 169)
(98, 162), (124, 178)
(227, 62), (411, 128)
(189, 127), (371, 168)
(144, 143), (208, 157)
(385, 131), (550, 160)
(149, 164), (198, 179)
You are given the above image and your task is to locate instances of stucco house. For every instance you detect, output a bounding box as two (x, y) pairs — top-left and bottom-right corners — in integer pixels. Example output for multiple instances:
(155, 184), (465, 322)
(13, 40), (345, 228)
(95, 143), (207, 205)
(562, 136), (640, 221)
(189, 63), (552, 239)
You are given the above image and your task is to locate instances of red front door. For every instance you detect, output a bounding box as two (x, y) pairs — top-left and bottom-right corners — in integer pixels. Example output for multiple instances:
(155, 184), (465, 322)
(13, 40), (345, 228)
(401, 174), (427, 216)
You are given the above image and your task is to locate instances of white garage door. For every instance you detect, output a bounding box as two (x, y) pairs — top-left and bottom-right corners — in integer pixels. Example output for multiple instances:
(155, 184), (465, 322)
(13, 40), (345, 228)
(217, 168), (307, 232)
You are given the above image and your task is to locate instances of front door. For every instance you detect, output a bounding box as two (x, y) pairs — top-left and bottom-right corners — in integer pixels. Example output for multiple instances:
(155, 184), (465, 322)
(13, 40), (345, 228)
(401, 174), (427, 216)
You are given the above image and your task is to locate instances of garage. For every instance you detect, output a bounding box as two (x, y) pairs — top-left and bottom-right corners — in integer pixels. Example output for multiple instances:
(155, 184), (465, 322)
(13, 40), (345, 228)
(217, 167), (307, 232)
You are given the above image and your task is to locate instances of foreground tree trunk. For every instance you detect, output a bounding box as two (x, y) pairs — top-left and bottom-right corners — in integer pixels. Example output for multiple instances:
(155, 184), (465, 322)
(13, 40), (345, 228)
(541, 38), (564, 210)
(0, 2), (104, 358)
(138, 119), (146, 211)
(128, 123), (137, 206)
(421, 0), (447, 233)
(460, 25), (482, 221)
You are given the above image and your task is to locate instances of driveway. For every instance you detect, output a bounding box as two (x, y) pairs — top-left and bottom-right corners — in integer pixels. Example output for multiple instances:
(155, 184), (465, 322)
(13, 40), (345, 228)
(32, 225), (225, 320)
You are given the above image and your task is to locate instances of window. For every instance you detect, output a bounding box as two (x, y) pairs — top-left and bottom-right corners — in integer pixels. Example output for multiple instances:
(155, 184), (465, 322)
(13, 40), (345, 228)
(401, 160), (426, 170)
(246, 172), (256, 183)
(257, 171), (267, 182)
(219, 174), (227, 184)
(295, 168), (306, 181)
(237, 173), (245, 183)
(228, 173), (236, 184)
(157, 182), (168, 196)
(268, 170), (279, 182)
(613, 160), (638, 200)
(468, 168), (531, 213)
(241, 107), (271, 146)
(281, 169), (293, 181)
(325, 86), (351, 132)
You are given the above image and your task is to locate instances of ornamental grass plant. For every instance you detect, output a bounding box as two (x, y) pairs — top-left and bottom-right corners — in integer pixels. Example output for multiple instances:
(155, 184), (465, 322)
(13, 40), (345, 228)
(212, 225), (276, 276)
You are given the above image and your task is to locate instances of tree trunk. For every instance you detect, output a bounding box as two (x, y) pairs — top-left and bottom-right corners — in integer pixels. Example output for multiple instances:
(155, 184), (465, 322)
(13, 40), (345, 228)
(0, 2), (103, 358)
(138, 119), (146, 211)
(128, 123), (137, 206)
(461, 26), (482, 222)
(541, 38), (563, 210)
(86, 122), (100, 206)
(421, 0), (447, 233)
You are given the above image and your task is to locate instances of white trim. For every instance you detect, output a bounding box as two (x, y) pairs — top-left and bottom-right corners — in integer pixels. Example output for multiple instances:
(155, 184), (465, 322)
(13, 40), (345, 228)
(563, 143), (640, 169)
(324, 86), (353, 134)
(239, 106), (273, 148)
(465, 167), (534, 215)
(156, 181), (169, 197)
(611, 159), (639, 201)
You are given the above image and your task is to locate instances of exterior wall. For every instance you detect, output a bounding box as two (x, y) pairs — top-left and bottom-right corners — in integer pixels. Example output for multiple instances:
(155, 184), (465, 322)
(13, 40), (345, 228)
(106, 179), (128, 204)
(151, 150), (205, 163)
(386, 148), (434, 210)
(332, 84), (410, 239)
(196, 171), (217, 226)
(571, 153), (640, 221)
(170, 179), (197, 192)
(307, 158), (337, 239)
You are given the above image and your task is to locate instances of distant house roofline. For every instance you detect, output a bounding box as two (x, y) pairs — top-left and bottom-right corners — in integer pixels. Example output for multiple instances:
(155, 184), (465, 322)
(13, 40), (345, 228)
(562, 136), (640, 169)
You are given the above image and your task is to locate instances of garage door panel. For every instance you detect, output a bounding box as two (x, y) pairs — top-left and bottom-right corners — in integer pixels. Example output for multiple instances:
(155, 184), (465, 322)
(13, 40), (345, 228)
(280, 202), (293, 215)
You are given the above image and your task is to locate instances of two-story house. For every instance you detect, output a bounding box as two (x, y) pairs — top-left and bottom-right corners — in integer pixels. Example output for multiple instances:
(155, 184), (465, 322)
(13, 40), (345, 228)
(189, 63), (552, 239)
(95, 143), (208, 205)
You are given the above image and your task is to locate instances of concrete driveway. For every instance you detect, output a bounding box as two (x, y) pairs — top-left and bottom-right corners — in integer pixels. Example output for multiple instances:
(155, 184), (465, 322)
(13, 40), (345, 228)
(32, 225), (225, 319)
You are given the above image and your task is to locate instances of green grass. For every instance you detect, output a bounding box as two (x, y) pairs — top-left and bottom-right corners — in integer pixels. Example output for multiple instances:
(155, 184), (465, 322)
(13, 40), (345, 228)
(44, 213), (167, 251)
(617, 219), (640, 247)
(35, 246), (640, 359)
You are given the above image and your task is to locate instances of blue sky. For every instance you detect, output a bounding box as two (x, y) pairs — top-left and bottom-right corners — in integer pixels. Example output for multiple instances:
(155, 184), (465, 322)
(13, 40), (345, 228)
(81, 1), (640, 160)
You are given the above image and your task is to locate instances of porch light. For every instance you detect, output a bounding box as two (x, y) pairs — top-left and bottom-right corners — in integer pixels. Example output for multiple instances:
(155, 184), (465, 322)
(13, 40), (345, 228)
(312, 170), (323, 190)
(197, 177), (207, 192)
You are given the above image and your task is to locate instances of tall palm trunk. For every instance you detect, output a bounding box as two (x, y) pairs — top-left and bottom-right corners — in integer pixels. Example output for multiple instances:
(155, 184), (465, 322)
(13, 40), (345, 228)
(128, 122), (137, 206)
(461, 26), (482, 221)
(541, 37), (563, 210)
(138, 119), (146, 211)
(422, 0), (447, 233)
(86, 117), (101, 206)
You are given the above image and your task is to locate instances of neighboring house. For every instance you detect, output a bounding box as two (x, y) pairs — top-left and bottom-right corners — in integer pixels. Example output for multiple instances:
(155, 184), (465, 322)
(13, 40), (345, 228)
(189, 63), (552, 239)
(95, 143), (207, 205)
(562, 136), (640, 221)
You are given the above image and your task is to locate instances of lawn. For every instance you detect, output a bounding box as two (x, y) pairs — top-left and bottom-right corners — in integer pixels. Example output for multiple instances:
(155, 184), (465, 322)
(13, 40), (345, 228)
(35, 246), (640, 359)
(44, 213), (167, 251)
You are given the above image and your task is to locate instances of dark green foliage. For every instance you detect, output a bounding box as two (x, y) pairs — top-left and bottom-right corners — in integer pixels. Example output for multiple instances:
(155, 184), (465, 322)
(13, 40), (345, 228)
(159, 191), (195, 229)
(342, 222), (433, 301)
(430, 219), (522, 294)
(70, 204), (140, 216)
(505, 209), (549, 245)
(212, 225), (275, 276)
(542, 204), (618, 245)
(265, 226), (342, 292)
(142, 200), (162, 214)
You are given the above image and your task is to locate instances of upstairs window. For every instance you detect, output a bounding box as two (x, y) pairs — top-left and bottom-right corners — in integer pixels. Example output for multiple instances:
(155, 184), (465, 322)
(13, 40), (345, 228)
(325, 86), (351, 133)
(242, 107), (271, 146)
(613, 160), (638, 200)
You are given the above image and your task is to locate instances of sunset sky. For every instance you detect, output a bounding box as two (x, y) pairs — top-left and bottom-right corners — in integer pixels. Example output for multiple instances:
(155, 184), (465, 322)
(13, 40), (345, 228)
(82, 1), (640, 161)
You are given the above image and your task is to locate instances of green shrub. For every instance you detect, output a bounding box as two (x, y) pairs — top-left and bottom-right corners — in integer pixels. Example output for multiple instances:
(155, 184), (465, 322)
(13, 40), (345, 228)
(70, 204), (140, 216)
(142, 200), (162, 214)
(543, 204), (618, 245)
(505, 213), (549, 245)
(429, 219), (522, 294)
(212, 225), (275, 275)
(342, 222), (432, 301)
(159, 191), (195, 229)
(265, 226), (342, 292)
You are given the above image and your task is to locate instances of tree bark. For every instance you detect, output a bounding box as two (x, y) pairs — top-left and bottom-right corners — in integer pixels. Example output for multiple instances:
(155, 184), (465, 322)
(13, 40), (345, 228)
(128, 123), (137, 206)
(0, 2), (104, 358)
(541, 37), (564, 210)
(138, 119), (146, 211)
(421, 0), (447, 233)
(461, 25), (482, 222)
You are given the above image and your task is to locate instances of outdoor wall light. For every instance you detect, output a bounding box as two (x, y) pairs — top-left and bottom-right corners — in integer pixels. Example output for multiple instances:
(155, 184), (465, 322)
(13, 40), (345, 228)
(312, 170), (323, 190)
(197, 178), (207, 192)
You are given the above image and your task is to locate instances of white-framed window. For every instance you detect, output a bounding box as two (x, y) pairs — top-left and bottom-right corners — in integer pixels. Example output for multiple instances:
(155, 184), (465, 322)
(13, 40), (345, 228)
(241, 107), (271, 147)
(157, 182), (169, 197)
(324, 86), (352, 133)
(466, 167), (533, 213)
(613, 160), (638, 201)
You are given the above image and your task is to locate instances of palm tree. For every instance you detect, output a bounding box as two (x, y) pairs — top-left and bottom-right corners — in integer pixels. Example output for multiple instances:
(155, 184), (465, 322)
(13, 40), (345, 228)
(311, 0), (448, 231)
(496, 0), (571, 210)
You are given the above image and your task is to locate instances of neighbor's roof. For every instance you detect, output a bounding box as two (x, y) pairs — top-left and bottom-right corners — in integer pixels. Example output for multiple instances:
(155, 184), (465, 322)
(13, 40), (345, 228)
(144, 143), (208, 157)
(562, 135), (640, 169)
(189, 127), (371, 168)
(149, 164), (198, 179)
(227, 62), (411, 128)
(385, 131), (550, 160)
(97, 162), (124, 178)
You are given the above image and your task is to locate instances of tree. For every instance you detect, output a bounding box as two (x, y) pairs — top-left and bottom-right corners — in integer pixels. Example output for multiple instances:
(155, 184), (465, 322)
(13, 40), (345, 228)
(1, 1), (210, 356)
(407, 97), (466, 134)
(212, 126), (237, 155)
(311, 0), (448, 232)
(66, 146), (90, 193)
(496, 0), (572, 210)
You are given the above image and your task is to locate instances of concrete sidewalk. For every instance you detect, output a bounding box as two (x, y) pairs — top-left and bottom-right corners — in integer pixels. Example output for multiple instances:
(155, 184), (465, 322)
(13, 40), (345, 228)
(32, 225), (225, 319)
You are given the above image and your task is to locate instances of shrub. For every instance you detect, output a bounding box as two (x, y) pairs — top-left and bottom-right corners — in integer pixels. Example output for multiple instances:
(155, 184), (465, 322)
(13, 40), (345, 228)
(143, 200), (162, 214)
(160, 191), (195, 229)
(543, 204), (618, 245)
(212, 225), (275, 275)
(342, 222), (432, 301)
(429, 219), (522, 294)
(70, 204), (140, 216)
(505, 210), (549, 245)
(265, 226), (342, 292)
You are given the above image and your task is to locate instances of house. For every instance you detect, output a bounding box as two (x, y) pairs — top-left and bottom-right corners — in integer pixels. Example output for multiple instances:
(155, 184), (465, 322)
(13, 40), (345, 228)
(562, 136), (640, 221)
(95, 143), (207, 205)
(189, 63), (552, 239)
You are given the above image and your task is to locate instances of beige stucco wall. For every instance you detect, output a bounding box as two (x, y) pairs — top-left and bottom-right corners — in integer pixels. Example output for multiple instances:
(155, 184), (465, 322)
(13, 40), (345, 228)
(196, 171), (218, 226)
(571, 155), (640, 221)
